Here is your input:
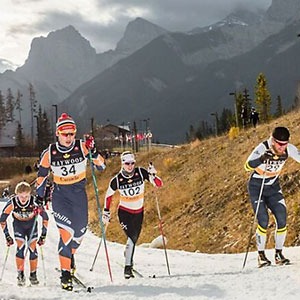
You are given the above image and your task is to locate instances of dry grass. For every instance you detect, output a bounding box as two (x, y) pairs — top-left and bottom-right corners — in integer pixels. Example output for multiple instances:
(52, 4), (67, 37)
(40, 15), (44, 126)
(88, 110), (300, 254)
(4, 111), (300, 254)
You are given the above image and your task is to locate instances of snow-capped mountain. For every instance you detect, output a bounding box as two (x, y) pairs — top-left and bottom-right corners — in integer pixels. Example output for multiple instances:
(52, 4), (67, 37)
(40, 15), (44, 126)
(0, 18), (168, 132)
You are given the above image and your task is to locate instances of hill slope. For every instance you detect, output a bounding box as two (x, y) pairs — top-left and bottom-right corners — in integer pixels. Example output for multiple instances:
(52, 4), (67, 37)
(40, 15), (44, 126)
(88, 109), (300, 254)
(3, 110), (300, 255)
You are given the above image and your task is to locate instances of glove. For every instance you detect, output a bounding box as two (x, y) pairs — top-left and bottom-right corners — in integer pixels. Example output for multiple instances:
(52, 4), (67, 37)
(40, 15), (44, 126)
(37, 235), (46, 246)
(36, 195), (44, 207)
(34, 205), (44, 216)
(147, 163), (157, 176)
(5, 234), (14, 247)
(102, 209), (110, 225)
(260, 149), (276, 163)
(85, 135), (95, 151)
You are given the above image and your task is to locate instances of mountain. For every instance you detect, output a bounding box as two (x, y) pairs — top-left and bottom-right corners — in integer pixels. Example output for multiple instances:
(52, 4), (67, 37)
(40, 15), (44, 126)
(0, 59), (18, 73)
(0, 19), (167, 134)
(1, 0), (300, 142)
(60, 0), (300, 143)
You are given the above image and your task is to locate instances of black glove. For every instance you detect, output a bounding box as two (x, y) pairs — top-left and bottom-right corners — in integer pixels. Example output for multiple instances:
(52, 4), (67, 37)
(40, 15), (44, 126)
(36, 195), (44, 207)
(5, 234), (14, 247)
(260, 150), (275, 163)
(37, 234), (46, 246)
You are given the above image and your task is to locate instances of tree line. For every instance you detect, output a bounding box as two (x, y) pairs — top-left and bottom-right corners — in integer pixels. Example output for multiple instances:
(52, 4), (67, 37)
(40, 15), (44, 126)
(186, 72), (300, 142)
(0, 83), (53, 155)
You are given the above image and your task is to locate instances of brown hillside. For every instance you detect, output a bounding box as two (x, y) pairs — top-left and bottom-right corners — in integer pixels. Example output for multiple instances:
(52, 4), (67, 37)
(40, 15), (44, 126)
(2, 111), (300, 255)
(88, 110), (300, 254)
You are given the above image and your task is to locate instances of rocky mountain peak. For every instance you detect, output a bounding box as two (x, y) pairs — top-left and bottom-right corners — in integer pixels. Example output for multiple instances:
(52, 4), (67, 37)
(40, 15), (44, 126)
(115, 17), (168, 54)
(21, 25), (96, 75)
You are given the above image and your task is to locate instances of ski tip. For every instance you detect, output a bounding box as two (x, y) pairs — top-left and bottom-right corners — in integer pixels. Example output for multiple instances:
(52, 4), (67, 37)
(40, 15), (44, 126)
(87, 286), (93, 293)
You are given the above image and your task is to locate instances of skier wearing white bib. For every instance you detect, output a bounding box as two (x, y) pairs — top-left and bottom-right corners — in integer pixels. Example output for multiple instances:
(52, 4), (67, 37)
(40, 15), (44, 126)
(245, 126), (300, 267)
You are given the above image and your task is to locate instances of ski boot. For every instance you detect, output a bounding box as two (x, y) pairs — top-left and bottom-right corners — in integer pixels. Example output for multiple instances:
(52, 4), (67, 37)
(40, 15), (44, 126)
(124, 265), (135, 279)
(258, 251), (271, 268)
(29, 271), (39, 285)
(275, 249), (290, 265)
(17, 270), (26, 286)
(60, 270), (73, 291)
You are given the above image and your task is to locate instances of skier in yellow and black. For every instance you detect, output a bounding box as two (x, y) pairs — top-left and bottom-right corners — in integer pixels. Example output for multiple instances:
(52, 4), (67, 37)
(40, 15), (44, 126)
(244, 127), (300, 267)
(36, 113), (106, 291)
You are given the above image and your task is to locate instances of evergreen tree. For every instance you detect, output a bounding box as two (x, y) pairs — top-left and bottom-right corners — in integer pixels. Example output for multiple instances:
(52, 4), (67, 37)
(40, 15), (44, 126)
(195, 120), (213, 139)
(186, 125), (196, 142)
(236, 92), (244, 127)
(254, 73), (272, 123)
(6, 88), (15, 121)
(29, 83), (38, 148)
(274, 95), (284, 118)
(219, 108), (233, 132)
(15, 123), (25, 148)
(293, 96), (300, 111)
(15, 90), (23, 124)
(36, 106), (52, 152)
(0, 90), (6, 129)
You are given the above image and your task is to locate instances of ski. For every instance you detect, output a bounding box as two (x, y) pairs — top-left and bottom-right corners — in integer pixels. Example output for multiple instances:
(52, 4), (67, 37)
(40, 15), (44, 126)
(132, 268), (144, 278)
(116, 262), (144, 278)
(55, 267), (93, 293)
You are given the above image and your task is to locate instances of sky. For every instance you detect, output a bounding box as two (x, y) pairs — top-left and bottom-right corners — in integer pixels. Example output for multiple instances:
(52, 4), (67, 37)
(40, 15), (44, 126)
(1, 199), (300, 299)
(0, 0), (272, 68)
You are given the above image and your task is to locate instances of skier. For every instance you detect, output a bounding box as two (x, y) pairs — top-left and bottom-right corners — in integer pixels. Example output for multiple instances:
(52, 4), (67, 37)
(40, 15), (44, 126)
(249, 107), (259, 128)
(0, 181), (48, 286)
(35, 112), (106, 291)
(244, 126), (300, 267)
(102, 151), (163, 279)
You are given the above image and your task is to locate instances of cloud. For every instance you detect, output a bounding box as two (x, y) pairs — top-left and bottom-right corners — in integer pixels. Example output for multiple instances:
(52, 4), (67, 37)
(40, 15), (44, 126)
(0, 0), (272, 66)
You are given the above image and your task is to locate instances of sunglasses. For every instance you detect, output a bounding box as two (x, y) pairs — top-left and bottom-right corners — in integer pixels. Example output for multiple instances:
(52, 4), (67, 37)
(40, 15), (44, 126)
(60, 132), (75, 137)
(274, 139), (288, 146)
(124, 162), (135, 166)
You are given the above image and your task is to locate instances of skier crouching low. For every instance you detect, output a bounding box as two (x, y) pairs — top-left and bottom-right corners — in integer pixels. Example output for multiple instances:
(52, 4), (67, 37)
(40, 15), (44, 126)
(0, 181), (48, 286)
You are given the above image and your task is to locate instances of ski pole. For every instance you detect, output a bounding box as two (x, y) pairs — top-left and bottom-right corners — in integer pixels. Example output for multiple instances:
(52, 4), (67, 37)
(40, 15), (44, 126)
(242, 159), (269, 269)
(24, 214), (39, 259)
(88, 150), (113, 282)
(39, 246), (47, 286)
(0, 247), (10, 281)
(154, 190), (171, 276)
(89, 224), (108, 272)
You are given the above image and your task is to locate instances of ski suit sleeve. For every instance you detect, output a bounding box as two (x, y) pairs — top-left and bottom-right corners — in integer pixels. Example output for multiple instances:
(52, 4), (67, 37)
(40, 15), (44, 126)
(140, 168), (163, 187)
(286, 143), (300, 163)
(104, 177), (118, 210)
(0, 200), (13, 236)
(244, 142), (267, 171)
(81, 140), (106, 171)
(36, 147), (51, 198)
(39, 207), (49, 236)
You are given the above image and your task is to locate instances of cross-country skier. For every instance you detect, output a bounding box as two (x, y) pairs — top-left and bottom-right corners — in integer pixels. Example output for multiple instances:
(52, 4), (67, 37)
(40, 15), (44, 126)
(102, 151), (163, 279)
(0, 181), (48, 286)
(244, 126), (300, 267)
(36, 113), (106, 291)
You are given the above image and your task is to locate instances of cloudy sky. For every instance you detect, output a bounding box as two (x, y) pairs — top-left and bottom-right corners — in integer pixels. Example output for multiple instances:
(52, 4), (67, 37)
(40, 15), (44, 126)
(0, 0), (271, 67)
